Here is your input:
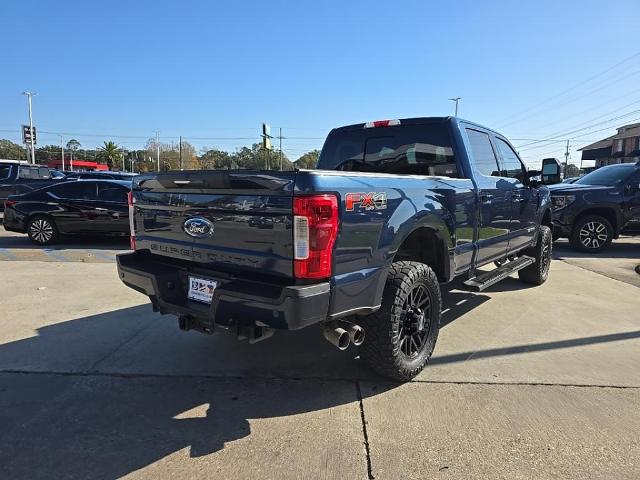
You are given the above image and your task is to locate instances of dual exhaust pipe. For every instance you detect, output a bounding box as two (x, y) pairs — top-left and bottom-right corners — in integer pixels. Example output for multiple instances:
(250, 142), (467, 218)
(323, 322), (365, 350)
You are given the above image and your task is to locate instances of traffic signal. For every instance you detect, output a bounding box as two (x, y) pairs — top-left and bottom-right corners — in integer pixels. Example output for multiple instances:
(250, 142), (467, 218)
(22, 125), (37, 145)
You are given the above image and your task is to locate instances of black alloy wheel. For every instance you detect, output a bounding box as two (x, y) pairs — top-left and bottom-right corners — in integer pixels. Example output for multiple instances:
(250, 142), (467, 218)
(570, 215), (613, 253)
(398, 283), (432, 359)
(360, 261), (441, 381)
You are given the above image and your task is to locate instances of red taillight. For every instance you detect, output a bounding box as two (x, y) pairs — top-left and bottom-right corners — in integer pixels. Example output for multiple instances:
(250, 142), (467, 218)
(364, 119), (400, 128)
(128, 191), (136, 250)
(293, 194), (339, 279)
(4, 199), (17, 208)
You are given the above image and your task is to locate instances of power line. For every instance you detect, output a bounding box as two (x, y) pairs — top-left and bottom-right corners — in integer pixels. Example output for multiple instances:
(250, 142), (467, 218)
(519, 99), (640, 144)
(517, 117), (640, 155)
(492, 50), (640, 127)
(497, 69), (640, 130)
(523, 85), (640, 133)
(516, 109), (640, 151)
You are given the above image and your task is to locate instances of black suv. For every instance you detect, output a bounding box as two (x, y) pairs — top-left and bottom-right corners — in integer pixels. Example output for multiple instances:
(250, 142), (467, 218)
(0, 161), (59, 210)
(548, 162), (640, 252)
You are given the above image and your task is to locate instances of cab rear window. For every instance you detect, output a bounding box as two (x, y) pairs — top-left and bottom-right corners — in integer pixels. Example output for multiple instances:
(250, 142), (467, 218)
(317, 124), (458, 177)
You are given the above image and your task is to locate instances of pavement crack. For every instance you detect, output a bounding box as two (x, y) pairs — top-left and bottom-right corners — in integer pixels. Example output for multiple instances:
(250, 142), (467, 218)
(84, 316), (157, 373)
(355, 381), (375, 480)
(1, 370), (639, 390)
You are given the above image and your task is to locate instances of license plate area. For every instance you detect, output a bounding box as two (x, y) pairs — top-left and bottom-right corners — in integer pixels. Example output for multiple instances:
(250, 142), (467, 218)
(187, 276), (217, 304)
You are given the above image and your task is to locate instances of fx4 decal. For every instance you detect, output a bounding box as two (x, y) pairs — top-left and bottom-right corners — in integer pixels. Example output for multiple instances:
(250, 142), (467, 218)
(345, 192), (388, 211)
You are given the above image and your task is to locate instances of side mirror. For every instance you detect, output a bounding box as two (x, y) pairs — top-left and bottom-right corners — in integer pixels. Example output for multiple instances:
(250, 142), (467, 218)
(540, 158), (561, 185)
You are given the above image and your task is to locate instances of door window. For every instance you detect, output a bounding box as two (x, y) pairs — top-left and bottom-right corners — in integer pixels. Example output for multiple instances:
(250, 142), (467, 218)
(495, 138), (525, 182)
(98, 183), (128, 203)
(18, 166), (37, 179)
(52, 182), (98, 200)
(466, 129), (500, 177)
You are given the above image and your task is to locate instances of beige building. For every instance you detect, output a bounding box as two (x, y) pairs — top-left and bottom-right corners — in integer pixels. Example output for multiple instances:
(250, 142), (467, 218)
(579, 122), (640, 167)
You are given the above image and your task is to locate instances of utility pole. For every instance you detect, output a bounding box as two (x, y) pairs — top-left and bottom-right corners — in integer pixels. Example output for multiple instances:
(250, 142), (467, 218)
(179, 135), (183, 170)
(449, 97), (461, 116)
(22, 91), (36, 163)
(60, 135), (65, 172)
(279, 127), (283, 170)
(155, 131), (160, 172)
(262, 123), (272, 170)
(564, 139), (570, 178)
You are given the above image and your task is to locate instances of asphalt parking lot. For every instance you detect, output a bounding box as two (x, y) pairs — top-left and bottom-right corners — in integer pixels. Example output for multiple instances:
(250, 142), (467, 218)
(0, 227), (639, 479)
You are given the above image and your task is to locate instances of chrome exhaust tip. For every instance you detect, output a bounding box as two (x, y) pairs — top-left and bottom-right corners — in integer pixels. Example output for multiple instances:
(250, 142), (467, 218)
(323, 323), (350, 350)
(347, 324), (365, 346)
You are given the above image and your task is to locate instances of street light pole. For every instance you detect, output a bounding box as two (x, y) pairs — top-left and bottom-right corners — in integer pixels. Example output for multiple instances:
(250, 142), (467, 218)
(564, 139), (570, 178)
(279, 128), (283, 170)
(155, 131), (160, 172)
(60, 135), (65, 171)
(448, 97), (461, 117)
(22, 91), (36, 163)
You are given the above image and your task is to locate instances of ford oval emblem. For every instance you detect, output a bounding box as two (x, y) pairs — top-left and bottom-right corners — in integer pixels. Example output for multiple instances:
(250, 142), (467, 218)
(183, 217), (214, 238)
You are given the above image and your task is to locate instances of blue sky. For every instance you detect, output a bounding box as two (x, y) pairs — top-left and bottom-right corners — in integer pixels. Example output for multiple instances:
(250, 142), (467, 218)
(1, 0), (639, 166)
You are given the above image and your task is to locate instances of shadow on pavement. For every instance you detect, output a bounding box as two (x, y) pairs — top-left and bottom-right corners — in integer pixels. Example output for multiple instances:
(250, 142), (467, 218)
(0, 305), (388, 478)
(0, 233), (129, 251)
(1, 292), (637, 478)
(553, 236), (639, 260)
(430, 330), (640, 365)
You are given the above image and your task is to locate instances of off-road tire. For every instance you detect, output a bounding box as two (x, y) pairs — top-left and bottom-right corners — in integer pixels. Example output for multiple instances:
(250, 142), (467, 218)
(359, 261), (441, 381)
(27, 215), (59, 246)
(569, 214), (613, 253)
(518, 225), (552, 285)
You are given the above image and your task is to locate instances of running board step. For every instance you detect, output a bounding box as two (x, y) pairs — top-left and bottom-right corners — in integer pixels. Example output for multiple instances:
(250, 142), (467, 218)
(463, 256), (535, 292)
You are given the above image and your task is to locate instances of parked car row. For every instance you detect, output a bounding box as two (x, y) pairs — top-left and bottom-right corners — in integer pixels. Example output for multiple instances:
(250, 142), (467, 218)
(1, 159), (138, 211)
(3, 179), (131, 245)
(2, 157), (639, 254)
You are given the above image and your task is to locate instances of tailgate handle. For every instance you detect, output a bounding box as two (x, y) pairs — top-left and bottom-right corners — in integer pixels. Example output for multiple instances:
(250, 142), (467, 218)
(173, 180), (204, 186)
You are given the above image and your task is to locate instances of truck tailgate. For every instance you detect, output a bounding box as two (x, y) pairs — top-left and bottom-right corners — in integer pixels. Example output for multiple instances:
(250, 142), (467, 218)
(133, 170), (296, 279)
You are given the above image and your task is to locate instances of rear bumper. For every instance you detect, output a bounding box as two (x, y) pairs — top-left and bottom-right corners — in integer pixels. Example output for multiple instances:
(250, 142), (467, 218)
(116, 252), (331, 331)
(2, 207), (26, 233)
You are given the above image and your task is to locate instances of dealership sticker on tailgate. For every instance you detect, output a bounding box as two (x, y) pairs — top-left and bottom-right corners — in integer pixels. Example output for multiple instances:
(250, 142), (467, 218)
(188, 276), (217, 304)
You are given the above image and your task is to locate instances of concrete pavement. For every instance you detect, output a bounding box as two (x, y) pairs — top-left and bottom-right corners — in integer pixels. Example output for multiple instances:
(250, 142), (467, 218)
(0, 231), (639, 479)
(553, 236), (640, 287)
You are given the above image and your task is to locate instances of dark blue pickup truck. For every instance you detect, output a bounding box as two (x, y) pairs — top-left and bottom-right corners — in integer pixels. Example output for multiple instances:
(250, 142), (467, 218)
(117, 117), (555, 380)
